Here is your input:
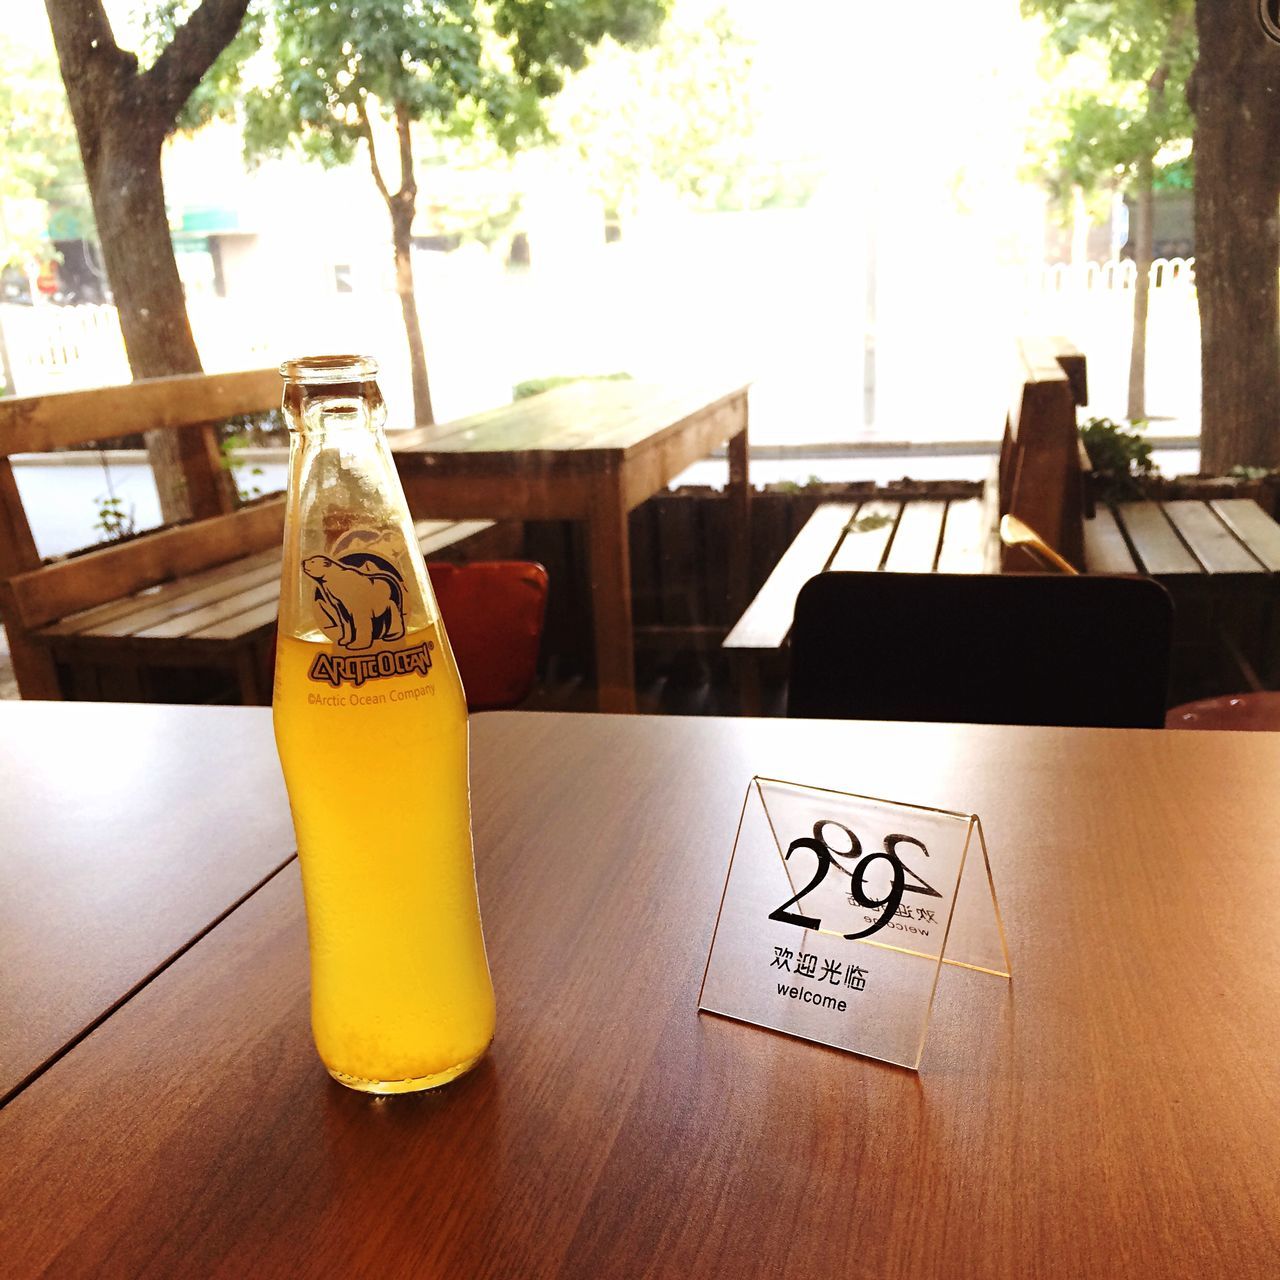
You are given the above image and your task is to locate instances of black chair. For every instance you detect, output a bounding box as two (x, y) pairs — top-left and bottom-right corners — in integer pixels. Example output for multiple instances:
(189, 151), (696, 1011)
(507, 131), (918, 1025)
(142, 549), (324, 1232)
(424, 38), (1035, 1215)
(787, 572), (1173, 728)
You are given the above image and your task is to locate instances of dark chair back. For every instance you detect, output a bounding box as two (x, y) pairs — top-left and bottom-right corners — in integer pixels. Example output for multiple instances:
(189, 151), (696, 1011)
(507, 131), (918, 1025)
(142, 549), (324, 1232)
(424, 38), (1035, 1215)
(429, 560), (549, 711)
(787, 571), (1173, 728)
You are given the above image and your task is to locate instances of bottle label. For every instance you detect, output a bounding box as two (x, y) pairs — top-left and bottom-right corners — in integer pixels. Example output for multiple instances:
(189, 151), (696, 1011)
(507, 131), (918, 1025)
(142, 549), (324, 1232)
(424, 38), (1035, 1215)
(300, 542), (435, 690)
(308, 643), (433, 689)
(302, 549), (408, 651)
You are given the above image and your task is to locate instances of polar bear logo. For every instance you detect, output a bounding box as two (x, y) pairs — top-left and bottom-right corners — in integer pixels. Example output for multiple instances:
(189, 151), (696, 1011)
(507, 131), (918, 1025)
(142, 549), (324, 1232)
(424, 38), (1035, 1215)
(302, 553), (406, 650)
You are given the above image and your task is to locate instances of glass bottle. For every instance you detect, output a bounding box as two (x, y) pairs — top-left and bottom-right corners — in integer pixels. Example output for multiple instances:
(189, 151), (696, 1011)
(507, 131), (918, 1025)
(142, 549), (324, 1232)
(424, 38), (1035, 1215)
(273, 354), (495, 1093)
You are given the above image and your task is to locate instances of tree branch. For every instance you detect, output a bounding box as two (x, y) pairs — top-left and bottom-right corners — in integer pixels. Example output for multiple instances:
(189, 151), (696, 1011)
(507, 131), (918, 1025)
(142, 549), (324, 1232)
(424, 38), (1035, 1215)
(43, 0), (132, 85)
(139, 0), (251, 126)
(357, 98), (393, 207)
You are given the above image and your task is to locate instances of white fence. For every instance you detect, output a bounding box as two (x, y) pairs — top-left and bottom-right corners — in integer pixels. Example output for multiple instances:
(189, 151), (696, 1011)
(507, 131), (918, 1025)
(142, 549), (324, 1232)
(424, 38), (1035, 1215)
(0, 299), (275, 398)
(1031, 257), (1196, 294)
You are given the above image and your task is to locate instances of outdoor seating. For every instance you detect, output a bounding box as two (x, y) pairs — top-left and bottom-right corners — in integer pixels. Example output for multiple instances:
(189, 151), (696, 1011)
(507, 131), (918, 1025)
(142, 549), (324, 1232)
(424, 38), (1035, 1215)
(10, 4), (1280, 1274)
(786, 570), (1174, 729)
(426, 560), (549, 710)
(726, 340), (1280, 707)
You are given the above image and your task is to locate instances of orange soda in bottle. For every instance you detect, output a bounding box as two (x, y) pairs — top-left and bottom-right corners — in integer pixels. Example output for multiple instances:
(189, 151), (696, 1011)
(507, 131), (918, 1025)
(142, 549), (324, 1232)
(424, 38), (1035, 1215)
(272, 354), (495, 1093)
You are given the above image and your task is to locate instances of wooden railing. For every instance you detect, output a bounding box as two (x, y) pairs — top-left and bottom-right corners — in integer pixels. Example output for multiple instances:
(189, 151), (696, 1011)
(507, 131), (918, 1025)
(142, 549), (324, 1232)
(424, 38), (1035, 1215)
(998, 337), (1089, 573)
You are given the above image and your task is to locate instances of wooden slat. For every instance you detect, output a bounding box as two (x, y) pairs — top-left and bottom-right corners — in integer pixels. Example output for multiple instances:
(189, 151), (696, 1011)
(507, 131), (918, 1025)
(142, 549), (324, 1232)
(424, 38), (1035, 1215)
(1082, 506), (1139, 574)
(0, 457), (40, 579)
(935, 498), (988, 574)
(55, 551), (282, 637)
(39, 518), (496, 644)
(1113, 502), (1200, 575)
(880, 500), (946, 573)
(722, 503), (852, 650)
(0, 369), (279, 455)
(1210, 498), (1280, 572)
(190, 598), (283, 641)
(134, 580), (280, 640)
(1161, 501), (1264, 574)
(8, 499), (287, 631)
(417, 518), (500, 557)
(828, 500), (901, 571)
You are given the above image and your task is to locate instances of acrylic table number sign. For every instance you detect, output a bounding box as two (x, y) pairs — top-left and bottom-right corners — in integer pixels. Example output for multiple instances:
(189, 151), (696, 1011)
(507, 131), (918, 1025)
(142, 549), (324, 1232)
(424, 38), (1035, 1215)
(697, 777), (1011, 1070)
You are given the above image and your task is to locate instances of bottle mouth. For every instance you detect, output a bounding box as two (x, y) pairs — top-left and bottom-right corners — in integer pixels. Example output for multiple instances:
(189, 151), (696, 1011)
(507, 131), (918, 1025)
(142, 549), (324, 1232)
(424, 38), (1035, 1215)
(279, 354), (379, 383)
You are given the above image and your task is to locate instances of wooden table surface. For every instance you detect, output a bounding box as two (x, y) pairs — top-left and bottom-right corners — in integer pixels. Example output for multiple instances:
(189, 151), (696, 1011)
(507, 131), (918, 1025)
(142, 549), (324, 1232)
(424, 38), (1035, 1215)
(0, 702), (295, 1104)
(3, 710), (1279, 1278)
(392, 379), (751, 713)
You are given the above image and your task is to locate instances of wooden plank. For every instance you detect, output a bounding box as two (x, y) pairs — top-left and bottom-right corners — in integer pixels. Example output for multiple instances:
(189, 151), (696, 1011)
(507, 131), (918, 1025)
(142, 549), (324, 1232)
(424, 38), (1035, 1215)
(7, 499), (286, 631)
(134, 579), (280, 640)
(586, 473), (637, 713)
(880, 500), (946, 573)
(54, 551), (282, 637)
(189, 598), (282, 642)
(416, 518), (496, 557)
(1114, 502), (1200, 575)
(1162, 501), (1265, 575)
(726, 421), (751, 620)
(392, 380), (749, 461)
(935, 498), (988, 574)
(0, 457), (40, 579)
(723, 503), (853, 650)
(0, 702), (294, 1102)
(827, 500), (901, 572)
(1210, 498), (1280, 572)
(0, 369), (279, 455)
(5, 715), (1280, 1277)
(1082, 506), (1139, 574)
(42, 519), (494, 642)
(1047, 336), (1088, 405)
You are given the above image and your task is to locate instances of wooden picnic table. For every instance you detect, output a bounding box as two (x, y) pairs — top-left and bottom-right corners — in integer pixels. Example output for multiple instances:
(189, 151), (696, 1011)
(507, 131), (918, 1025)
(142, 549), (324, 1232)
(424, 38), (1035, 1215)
(4, 704), (1280, 1276)
(392, 378), (751, 713)
(724, 495), (990, 653)
(726, 494), (1280, 668)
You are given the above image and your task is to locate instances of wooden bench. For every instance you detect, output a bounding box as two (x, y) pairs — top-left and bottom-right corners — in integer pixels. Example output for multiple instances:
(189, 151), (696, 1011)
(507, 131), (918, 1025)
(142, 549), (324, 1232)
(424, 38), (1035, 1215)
(725, 339), (1280, 693)
(723, 495), (988, 652)
(0, 371), (507, 703)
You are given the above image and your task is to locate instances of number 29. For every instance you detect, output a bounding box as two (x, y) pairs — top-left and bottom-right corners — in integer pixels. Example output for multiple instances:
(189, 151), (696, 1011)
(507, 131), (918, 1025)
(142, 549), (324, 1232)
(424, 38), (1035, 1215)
(767, 820), (941, 940)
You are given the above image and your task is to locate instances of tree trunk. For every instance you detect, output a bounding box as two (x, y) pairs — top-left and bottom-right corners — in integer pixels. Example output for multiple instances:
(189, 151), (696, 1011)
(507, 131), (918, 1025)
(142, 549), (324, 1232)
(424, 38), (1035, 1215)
(392, 208), (434, 427)
(90, 128), (209, 521)
(1127, 159), (1154, 422)
(1193, 3), (1280, 472)
(361, 99), (434, 427)
(43, 0), (249, 520)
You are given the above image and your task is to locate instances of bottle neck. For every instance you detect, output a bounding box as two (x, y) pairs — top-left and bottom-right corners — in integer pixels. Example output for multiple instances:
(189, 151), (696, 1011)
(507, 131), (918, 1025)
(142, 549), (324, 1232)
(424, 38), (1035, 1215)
(277, 387), (438, 645)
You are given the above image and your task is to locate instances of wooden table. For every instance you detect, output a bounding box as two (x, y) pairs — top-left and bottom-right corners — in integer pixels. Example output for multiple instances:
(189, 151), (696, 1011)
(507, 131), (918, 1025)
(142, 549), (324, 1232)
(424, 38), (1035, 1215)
(392, 379), (751, 713)
(0, 702), (294, 1104)
(3, 708), (1280, 1277)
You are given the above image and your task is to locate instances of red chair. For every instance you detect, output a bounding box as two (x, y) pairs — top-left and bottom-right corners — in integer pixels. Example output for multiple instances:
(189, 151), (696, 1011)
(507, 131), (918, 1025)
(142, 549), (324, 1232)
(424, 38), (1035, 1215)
(1165, 692), (1280, 732)
(428, 561), (549, 710)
